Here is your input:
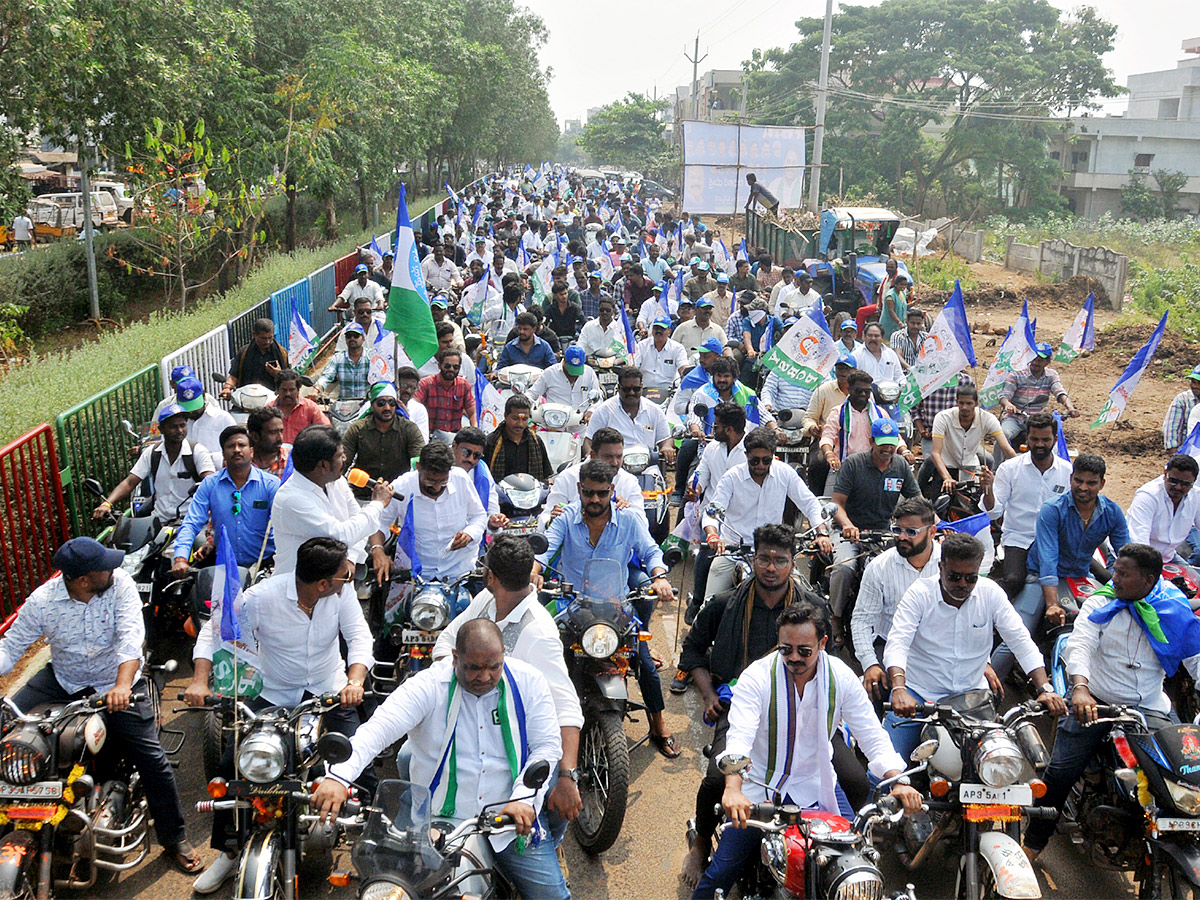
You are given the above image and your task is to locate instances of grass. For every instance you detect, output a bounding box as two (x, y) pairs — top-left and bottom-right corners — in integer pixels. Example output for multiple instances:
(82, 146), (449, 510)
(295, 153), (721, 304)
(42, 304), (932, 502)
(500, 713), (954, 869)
(981, 212), (1200, 270)
(911, 254), (979, 292)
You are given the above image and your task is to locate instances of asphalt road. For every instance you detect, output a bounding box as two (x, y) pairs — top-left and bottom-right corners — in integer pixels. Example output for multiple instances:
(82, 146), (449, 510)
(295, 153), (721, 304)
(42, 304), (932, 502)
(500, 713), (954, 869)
(81, 562), (1137, 900)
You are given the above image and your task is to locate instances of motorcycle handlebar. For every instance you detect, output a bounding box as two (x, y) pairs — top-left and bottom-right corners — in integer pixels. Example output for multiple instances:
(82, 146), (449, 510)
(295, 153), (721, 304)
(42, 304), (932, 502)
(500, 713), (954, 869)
(881, 702), (938, 715)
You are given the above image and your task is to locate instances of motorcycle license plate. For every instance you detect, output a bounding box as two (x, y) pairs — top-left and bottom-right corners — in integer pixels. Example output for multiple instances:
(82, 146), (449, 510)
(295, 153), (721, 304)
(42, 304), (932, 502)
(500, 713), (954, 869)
(0, 782), (63, 800)
(402, 629), (438, 645)
(504, 520), (539, 535)
(959, 784), (1032, 805)
(224, 780), (304, 798)
(1155, 817), (1200, 832)
(136, 582), (153, 594)
(599, 373), (618, 384)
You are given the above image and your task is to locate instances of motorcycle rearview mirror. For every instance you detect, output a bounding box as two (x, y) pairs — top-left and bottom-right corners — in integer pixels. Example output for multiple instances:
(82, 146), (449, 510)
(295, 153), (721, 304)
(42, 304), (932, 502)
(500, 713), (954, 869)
(911, 738), (940, 762)
(82, 477), (106, 499)
(587, 388), (603, 404)
(526, 534), (549, 555)
(716, 754), (752, 776)
(776, 408), (794, 425)
(212, 371), (228, 384)
(662, 545), (684, 568)
(300, 375), (315, 388)
(316, 732), (353, 765)
(523, 759), (551, 789)
(820, 501), (839, 522)
(693, 403), (709, 417)
(121, 418), (138, 440)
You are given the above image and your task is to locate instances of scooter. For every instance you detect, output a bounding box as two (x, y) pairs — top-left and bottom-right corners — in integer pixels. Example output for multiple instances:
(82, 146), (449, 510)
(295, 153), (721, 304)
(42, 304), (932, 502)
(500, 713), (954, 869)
(622, 443), (670, 544)
(873, 380), (913, 443)
(531, 393), (594, 475)
(211, 372), (275, 425)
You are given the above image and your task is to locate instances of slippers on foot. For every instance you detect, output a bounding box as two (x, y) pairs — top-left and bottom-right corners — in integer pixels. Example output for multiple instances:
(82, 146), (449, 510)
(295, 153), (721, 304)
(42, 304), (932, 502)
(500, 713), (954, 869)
(166, 840), (204, 874)
(651, 733), (682, 759)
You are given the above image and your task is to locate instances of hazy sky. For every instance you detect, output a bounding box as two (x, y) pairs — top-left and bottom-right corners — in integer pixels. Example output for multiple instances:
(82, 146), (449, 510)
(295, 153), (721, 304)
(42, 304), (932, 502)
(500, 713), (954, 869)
(527, 0), (1197, 126)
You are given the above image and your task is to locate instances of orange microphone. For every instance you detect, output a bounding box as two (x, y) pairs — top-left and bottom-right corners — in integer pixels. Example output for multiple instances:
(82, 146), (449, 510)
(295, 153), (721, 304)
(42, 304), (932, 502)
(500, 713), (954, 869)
(346, 468), (371, 489)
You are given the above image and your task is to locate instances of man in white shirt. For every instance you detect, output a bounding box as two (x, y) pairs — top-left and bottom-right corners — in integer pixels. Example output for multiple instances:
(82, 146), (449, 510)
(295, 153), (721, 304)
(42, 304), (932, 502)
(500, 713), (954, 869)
(432, 535), (584, 842)
(635, 317), (687, 390)
(333, 263), (388, 311)
(884, 533), (1067, 761)
(584, 367), (674, 462)
(173, 375), (237, 458)
(697, 602), (920, 900)
(701, 427), (832, 601)
(93, 404), (216, 523)
(850, 497), (941, 699)
(464, 235), (491, 267)
(1127, 454), (1200, 566)
(544, 427), (646, 527)
(855, 322), (905, 384)
(420, 243), (462, 294)
(577, 297), (629, 361)
(529, 345), (600, 409)
(312, 619), (567, 900)
(774, 270), (822, 318)
(371, 441), (487, 584)
(460, 260), (502, 327)
(272, 425), (393, 573)
(186, 537), (374, 892)
(982, 412), (1072, 597)
(396, 366), (430, 441)
(1024, 543), (1200, 859)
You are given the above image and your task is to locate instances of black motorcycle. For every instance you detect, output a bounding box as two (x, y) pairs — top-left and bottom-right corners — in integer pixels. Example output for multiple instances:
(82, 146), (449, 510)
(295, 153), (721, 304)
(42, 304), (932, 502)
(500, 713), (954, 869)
(496, 472), (549, 537)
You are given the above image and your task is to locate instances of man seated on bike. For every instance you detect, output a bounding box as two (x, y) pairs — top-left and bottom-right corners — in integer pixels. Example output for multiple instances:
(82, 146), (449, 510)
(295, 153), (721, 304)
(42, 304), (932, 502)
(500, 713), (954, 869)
(1023, 542), (1200, 861)
(331, 261), (386, 313)
(533, 459), (680, 758)
(819, 370), (913, 495)
(679, 525), (846, 886)
(995, 341), (1079, 468)
(222, 316), (287, 397)
(370, 441), (488, 588)
(171, 425), (280, 577)
(316, 321), (371, 398)
(991, 453), (1129, 682)
(0, 538), (201, 874)
(529, 344), (600, 411)
(688, 356), (775, 437)
(333, 296), (384, 352)
(432, 535), (584, 848)
(453, 426), (507, 531)
(1127, 454), (1200, 572)
(850, 497), (941, 702)
(186, 537), (373, 893)
(701, 427), (831, 604)
(930, 383), (1014, 496)
(584, 367), (675, 465)
(635, 316), (687, 390)
(543, 427), (645, 527)
(827, 417), (921, 647)
(695, 602), (922, 900)
(341, 382), (426, 502)
(484, 393), (553, 481)
(577, 296), (630, 362)
(417, 323), (478, 386)
(92, 404), (216, 524)
(247, 406), (290, 476)
(497, 310), (558, 369)
(313, 619), (567, 900)
(885, 533), (1068, 762)
(800, 350), (855, 494)
(270, 368), (329, 445)
(415, 346), (479, 436)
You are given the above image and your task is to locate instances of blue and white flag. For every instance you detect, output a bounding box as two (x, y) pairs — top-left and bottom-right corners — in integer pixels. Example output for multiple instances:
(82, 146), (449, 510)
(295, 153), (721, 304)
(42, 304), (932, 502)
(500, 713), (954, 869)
(474, 366), (505, 433)
(898, 281), (976, 414)
(763, 317), (775, 352)
(397, 499), (422, 579)
(444, 182), (459, 207)
(736, 238), (749, 263)
(369, 234), (385, 260)
(659, 279), (671, 318)
(288, 304), (317, 367)
(1052, 411), (1071, 461)
(472, 203), (483, 229)
(761, 303), (839, 390)
(938, 511), (992, 536)
(619, 297), (636, 354)
(980, 300), (1037, 408)
(1180, 422), (1200, 461)
(1055, 292), (1096, 363)
(214, 525), (241, 642)
(1092, 311), (1169, 429)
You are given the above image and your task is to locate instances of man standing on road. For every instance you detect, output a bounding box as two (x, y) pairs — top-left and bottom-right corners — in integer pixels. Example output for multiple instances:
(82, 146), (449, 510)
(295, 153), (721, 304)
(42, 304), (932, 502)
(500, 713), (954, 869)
(12, 210), (33, 251)
(1163, 364), (1200, 451)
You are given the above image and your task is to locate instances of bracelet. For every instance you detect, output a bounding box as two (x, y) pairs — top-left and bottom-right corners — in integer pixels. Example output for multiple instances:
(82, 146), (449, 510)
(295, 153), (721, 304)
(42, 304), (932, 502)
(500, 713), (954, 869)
(347, 679), (364, 688)
(1068, 682), (1088, 697)
(889, 685), (907, 695)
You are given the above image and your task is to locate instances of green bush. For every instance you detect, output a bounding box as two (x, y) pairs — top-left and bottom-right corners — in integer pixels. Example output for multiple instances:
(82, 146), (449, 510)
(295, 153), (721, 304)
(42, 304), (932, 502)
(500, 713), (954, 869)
(911, 255), (978, 292)
(982, 212), (1200, 270)
(1125, 259), (1200, 337)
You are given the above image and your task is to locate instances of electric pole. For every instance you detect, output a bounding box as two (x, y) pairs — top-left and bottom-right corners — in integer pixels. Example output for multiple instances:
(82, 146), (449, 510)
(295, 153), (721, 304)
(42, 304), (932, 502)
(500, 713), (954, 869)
(808, 0), (834, 212)
(684, 34), (708, 120)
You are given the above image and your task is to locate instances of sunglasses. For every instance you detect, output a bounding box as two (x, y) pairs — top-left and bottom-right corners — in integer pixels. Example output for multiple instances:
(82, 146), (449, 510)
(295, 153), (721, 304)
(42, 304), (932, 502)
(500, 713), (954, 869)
(1166, 475), (1196, 489)
(944, 571), (979, 585)
(441, 363), (462, 371)
(890, 525), (930, 538)
(777, 645), (816, 658)
(747, 455), (773, 467)
(458, 447), (483, 461)
(580, 487), (612, 498)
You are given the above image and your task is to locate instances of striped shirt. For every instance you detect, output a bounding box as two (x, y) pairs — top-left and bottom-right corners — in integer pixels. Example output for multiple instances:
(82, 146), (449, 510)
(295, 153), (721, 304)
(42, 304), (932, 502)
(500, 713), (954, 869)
(914, 372), (974, 429)
(889, 329), (928, 366)
(316, 352), (371, 398)
(1163, 389), (1199, 450)
(851, 545), (941, 670)
(1000, 367), (1067, 424)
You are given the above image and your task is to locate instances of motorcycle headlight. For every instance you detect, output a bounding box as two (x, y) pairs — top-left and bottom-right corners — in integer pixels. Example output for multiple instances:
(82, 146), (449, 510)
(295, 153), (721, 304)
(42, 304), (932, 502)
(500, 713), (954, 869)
(974, 732), (1028, 788)
(760, 832), (788, 885)
(361, 877), (417, 900)
(622, 451), (650, 475)
(236, 730), (286, 784)
(581, 623), (620, 659)
(831, 870), (884, 900)
(410, 590), (450, 632)
(121, 544), (151, 575)
(542, 407), (569, 430)
(874, 381), (901, 403)
(0, 728), (51, 785)
(1167, 778), (1200, 816)
(507, 488), (543, 512)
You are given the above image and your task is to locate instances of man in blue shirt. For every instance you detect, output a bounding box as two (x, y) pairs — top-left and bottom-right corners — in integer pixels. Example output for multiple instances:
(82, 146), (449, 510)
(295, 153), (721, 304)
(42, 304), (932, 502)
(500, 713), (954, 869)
(170, 425), (281, 577)
(533, 459), (681, 758)
(991, 452), (1130, 680)
(497, 311), (557, 369)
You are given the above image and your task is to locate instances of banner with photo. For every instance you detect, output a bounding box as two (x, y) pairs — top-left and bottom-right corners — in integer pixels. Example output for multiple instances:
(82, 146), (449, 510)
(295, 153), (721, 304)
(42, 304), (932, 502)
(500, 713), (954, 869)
(681, 121), (806, 215)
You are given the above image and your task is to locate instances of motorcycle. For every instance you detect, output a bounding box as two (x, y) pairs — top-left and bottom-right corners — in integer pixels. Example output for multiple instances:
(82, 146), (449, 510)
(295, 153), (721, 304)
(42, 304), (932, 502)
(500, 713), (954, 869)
(186, 693), (357, 900)
(492, 363), (543, 406)
(885, 691), (1054, 900)
(774, 408), (814, 478)
(496, 473), (549, 537)
(589, 349), (622, 398)
(873, 381), (914, 444)
(211, 372), (275, 425)
(531, 393), (592, 475)
(333, 762), (551, 899)
(622, 443), (670, 544)
(0, 659), (179, 899)
(1059, 704), (1200, 898)
(545, 558), (650, 854)
(831, 527), (895, 661)
(706, 755), (915, 900)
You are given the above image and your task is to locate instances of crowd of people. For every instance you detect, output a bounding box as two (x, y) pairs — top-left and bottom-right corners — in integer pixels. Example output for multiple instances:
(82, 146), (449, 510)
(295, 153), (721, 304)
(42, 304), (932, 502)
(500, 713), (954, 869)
(3, 165), (1200, 900)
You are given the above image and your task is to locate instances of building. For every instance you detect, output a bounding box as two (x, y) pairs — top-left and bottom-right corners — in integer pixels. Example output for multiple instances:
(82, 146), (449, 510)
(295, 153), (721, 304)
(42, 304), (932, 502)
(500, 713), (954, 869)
(672, 69), (746, 124)
(1050, 38), (1200, 219)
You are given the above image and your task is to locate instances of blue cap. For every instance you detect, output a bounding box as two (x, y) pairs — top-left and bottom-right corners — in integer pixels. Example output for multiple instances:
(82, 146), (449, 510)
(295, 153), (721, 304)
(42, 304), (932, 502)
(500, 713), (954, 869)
(1189, 365), (1200, 382)
(174, 376), (205, 412)
(696, 296), (714, 309)
(619, 253), (632, 262)
(169, 364), (195, 383)
(697, 337), (724, 355)
(158, 402), (188, 423)
(836, 351), (857, 368)
(430, 296), (449, 309)
(652, 316), (672, 330)
(564, 345), (586, 375)
(871, 417), (900, 445)
(54, 537), (124, 580)
(354, 263), (369, 274)
(1034, 342), (1054, 359)
(840, 320), (858, 331)
(716, 273), (730, 284)
(343, 322), (366, 336)
(689, 256), (701, 266)
(697, 261), (710, 271)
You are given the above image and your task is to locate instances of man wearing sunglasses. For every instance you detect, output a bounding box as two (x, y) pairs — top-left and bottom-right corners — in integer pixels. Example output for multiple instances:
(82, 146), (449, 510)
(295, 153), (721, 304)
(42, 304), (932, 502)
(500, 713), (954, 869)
(341, 383), (426, 502)
(415, 348), (478, 436)
(453, 426), (507, 531)
(1127, 454), (1200, 571)
(884, 533), (1067, 762)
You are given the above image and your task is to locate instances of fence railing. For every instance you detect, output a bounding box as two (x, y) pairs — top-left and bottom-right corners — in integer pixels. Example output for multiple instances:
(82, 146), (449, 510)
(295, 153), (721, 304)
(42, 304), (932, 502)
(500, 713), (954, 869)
(0, 426), (70, 626)
(160, 324), (232, 397)
(226, 299), (272, 362)
(54, 366), (161, 536)
(269, 278), (311, 348)
(308, 262), (338, 339)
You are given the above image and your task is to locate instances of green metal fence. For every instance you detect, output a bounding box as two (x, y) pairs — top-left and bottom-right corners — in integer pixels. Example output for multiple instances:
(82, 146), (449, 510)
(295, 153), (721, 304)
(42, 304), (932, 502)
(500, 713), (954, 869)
(55, 365), (162, 536)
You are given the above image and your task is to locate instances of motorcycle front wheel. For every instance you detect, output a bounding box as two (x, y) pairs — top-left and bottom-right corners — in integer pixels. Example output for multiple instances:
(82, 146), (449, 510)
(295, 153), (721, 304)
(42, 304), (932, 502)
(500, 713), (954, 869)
(1146, 861), (1198, 900)
(572, 711), (629, 854)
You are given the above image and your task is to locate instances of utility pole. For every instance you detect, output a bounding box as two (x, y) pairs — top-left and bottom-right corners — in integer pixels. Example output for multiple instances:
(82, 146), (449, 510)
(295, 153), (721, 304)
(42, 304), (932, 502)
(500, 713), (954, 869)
(78, 140), (101, 321)
(808, 0), (834, 212)
(684, 34), (708, 120)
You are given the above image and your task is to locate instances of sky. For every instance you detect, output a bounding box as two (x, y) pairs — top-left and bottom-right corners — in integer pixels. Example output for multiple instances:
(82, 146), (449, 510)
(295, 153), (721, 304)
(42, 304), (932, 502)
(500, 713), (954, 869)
(525, 0), (1197, 127)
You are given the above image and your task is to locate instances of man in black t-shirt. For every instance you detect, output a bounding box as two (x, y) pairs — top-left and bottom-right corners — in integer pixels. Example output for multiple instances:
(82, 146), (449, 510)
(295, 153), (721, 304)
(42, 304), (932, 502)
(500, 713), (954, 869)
(223, 317), (288, 397)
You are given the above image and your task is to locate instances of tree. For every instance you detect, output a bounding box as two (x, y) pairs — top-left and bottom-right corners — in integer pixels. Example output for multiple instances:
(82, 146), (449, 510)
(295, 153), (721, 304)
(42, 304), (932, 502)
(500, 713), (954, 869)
(1154, 169), (1190, 220)
(1121, 168), (1191, 221)
(579, 94), (671, 170)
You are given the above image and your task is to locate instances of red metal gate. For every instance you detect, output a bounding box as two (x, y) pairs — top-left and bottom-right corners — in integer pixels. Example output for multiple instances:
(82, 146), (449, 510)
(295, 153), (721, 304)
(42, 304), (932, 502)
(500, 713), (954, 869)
(0, 425), (71, 633)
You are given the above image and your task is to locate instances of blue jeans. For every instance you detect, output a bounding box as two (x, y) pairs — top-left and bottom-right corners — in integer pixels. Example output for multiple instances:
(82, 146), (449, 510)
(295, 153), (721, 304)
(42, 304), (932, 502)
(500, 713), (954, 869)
(990, 578), (1045, 681)
(882, 686), (928, 771)
(1187, 528), (1200, 567)
(995, 417), (1025, 469)
(495, 818), (571, 900)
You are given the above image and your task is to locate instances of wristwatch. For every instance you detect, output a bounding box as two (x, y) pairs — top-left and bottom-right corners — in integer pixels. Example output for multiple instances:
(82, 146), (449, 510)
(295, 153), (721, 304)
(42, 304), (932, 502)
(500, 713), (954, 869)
(559, 768), (580, 784)
(1037, 683), (1055, 696)
(894, 776), (912, 786)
